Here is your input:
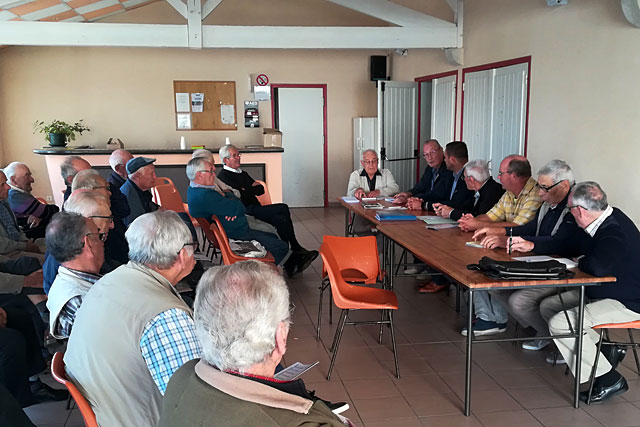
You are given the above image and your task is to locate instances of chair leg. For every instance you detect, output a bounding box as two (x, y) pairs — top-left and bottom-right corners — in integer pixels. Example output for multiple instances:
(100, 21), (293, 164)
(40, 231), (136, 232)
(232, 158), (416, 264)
(329, 288), (333, 324)
(378, 309), (384, 344)
(628, 329), (640, 375)
(317, 279), (326, 340)
(455, 284), (461, 313)
(389, 310), (400, 379)
(586, 329), (606, 405)
(327, 310), (349, 380)
(65, 394), (72, 410)
(513, 322), (520, 347)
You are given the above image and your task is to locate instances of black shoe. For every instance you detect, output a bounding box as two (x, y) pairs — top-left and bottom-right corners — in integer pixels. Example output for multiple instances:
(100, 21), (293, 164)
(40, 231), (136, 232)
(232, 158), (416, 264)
(308, 390), (349, 414)
(297, 250), (319, 274)
(284, 260), (298, 279)
(601, 343), (627, 370)
(580, 374), (628, 404)
(29, 381), (69, 405)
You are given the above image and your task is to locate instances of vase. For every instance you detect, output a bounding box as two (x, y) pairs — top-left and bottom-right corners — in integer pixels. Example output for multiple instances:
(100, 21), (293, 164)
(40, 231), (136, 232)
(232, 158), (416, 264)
(49, 133), (67, 147)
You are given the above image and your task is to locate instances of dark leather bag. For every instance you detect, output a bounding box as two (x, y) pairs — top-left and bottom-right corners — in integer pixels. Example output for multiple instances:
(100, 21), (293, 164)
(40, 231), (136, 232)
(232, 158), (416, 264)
(467, 256), (575, 280)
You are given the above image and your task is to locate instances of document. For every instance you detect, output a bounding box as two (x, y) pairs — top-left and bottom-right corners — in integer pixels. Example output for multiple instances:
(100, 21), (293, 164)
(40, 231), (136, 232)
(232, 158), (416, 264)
(220, 104), (235, 124)
(342, 196), (359, 203)
(417, 216), (458, 225)
(273, 361), (319, 381)
(513, 255), (578, 269)
(191, 92), (204, 113)
(176, 113), (191, 130)
(175, 93), (190, 112)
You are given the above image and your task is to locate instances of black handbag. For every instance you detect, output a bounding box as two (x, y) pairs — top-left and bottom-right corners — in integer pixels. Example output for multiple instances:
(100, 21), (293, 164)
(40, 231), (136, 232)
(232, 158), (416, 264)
(467, 256), (575, 280)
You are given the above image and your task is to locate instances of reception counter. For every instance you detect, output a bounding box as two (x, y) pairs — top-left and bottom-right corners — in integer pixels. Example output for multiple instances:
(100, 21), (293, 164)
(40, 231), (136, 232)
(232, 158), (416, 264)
(33, 147), (284, 207)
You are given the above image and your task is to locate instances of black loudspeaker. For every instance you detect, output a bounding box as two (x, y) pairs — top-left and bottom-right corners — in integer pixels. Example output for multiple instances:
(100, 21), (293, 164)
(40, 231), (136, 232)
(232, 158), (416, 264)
(370, 55), (387, 81)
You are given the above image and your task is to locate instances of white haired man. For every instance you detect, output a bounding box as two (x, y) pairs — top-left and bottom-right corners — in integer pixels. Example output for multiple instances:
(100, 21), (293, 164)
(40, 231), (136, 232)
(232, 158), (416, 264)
(160, 260), (353, 427)
(120, 157), (159, 226)
(533, 182), (640, 403)
(107, 149), (133, 190)
(216, 145), (318, 273)
(4, 162), (59, 239)
(65, 210), (201, 426)
(60, 156), (91, 201)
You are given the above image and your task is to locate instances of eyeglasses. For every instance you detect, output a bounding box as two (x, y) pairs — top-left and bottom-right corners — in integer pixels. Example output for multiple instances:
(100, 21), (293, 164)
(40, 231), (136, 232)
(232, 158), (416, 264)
(362, 159), (378, 165)
(85, 232), (107, 242)
(423, 149), (440, 158)
(567, 204), (581, 210)
(536, 181), (563, 192)
(229, 153), (242, 159)
(93, 184), (111, 191)
(497, 170), (512, 177)
(90, 215), (114, 223)
(177, 242), (198, 254)
(198, 169), (215, 174)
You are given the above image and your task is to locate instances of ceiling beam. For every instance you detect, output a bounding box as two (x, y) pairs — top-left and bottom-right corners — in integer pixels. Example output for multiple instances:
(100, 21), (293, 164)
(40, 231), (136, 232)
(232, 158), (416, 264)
(187, 0), (201, 47)
(0, 21), (457, 48)
(202, 0), (222, 19)
(327, 0), (452, 28)
(165, 0), (187, 19)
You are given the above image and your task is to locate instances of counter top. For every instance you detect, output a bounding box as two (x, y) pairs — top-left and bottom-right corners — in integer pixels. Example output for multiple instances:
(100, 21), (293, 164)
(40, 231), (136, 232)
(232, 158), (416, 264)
(33, 146), (284, 155)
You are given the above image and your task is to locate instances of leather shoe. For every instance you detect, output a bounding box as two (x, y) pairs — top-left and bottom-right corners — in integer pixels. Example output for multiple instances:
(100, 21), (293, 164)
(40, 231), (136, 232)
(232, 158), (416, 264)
(29, 381), (69, 405)
(418, 282), (448, 293)
(297, 250), (319, 274)
(580, 375), (628, 404)
(601, 343), (627, 370)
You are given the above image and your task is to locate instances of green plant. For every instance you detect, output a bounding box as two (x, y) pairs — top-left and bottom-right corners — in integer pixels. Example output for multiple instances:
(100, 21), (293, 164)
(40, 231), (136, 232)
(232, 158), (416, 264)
(33, 119), (90, 142)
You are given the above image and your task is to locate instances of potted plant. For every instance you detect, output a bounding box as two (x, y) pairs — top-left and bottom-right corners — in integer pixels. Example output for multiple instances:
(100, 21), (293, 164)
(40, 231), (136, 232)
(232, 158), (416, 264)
(33, 119), (91, 147)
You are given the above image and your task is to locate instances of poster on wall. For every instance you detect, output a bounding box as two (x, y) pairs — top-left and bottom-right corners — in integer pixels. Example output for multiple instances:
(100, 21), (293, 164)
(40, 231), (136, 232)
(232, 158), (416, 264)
(177, 113), (192, 129)
(220, 104), (235, 125)
(176, 93), (190, 112)
(191, 93), (204, 113)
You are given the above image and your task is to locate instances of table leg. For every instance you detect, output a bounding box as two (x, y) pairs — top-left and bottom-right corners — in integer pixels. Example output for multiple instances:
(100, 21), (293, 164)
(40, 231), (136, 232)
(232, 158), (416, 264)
(574, 285), (585, 408)
(344, 208), (349, 237)
(464, 289), (474, 416)
(390, 241), (395, 291)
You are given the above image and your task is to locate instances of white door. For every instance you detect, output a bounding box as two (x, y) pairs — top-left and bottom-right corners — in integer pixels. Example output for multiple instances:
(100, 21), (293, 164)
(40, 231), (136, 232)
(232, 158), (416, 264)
(431, 74), (457, 145)
(353, 117), (378, 170)
(277, 87), (325, 207)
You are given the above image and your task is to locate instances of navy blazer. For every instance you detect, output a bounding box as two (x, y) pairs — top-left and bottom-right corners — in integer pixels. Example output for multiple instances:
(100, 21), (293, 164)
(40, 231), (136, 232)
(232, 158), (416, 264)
(408, 162), (452, 202)
(449, 177), (504, 221)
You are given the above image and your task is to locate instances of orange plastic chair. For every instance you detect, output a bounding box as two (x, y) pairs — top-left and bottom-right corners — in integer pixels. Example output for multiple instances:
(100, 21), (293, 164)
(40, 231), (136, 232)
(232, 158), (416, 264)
(585, 320), (640, 404)
(317, 235), (384, 339)
(254, 180), (272, 206)
(151, 182), (186, 213)
(155, 176), (174, 186)
(195, 217), (222, 263)
(51, 352), (98, 427)
(320, 242), (399, 380)
(210, 216), (276, 266)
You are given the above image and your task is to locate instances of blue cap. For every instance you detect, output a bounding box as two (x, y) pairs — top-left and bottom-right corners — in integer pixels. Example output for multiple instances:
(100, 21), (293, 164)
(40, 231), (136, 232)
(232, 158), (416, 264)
(126, 157), (156, 175)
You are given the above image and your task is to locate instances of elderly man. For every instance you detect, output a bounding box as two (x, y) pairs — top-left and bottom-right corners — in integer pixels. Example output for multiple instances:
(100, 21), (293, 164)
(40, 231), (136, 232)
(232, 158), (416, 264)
(0, 170), (44, 260)
(532, 182), (640, 403)
(46, 210), (106, 339)
(59, 156), (91, 201)
(458, 155), (542, 232)
(65, 211), (201, 426)
(216, 145), (318, 269)
(120, 157), (159, 226)
(4, 162), (59, 239)
(467, 160), (581, 339)
(432, 160), (504, 221)
(186, 158), (301, 273)
(107, 149), (133, 190)
(160, 261), (352, 427)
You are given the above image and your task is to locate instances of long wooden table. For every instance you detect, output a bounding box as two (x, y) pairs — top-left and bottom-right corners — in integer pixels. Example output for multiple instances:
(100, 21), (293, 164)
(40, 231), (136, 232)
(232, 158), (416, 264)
(338, 198), (616, 416)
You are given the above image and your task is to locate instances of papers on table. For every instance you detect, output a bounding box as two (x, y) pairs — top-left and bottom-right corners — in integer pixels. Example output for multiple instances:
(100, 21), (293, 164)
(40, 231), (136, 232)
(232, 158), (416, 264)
(513, 255), (578, 269)
(465, 241), (484, 249)
(426, 223), (459, 230)
(375, 211), (417, 221)
(363, 203), (384, 209)
(417, 216), (458, 225)
(273, 361), (319, 381)
(342, 196), (359, 203)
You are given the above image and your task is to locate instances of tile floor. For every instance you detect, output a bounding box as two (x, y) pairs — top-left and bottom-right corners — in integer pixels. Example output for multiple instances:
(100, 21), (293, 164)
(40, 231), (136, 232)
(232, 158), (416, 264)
(24, 207), (640, 426)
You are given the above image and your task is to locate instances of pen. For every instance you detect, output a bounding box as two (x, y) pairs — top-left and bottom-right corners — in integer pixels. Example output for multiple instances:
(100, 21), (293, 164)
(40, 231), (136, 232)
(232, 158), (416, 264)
(508, 227), (513, 254)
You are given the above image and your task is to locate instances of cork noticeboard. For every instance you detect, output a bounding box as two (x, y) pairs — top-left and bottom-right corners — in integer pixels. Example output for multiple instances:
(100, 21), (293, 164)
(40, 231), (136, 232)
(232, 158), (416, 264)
(173, 80), (237, 131)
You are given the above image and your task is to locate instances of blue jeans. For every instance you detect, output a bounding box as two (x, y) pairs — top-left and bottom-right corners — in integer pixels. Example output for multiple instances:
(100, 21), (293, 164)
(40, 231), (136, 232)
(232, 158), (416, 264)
(473, 290), (508, 324)
(239, 229), (290, 265)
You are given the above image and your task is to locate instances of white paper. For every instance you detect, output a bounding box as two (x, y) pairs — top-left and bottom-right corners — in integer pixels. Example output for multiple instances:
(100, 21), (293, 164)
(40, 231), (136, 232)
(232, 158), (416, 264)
(513, 255), (578, 269)
(191, 93), (204, 113)
(220, 104), (235, 125)
(417, 216), (458, 225)
(176, 113), (191, 129)
(254, 85), (271, 101)
(176, 93), (190, 112)
(342, 196), (359, 203)
(273, 361), (319, 381)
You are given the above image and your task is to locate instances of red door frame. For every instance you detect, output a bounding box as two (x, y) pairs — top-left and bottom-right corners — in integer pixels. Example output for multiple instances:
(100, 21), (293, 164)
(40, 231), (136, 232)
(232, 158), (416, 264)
(460, 55), (532, 156)
(270, 83), (328, 207)
(413, 70), (459, 183)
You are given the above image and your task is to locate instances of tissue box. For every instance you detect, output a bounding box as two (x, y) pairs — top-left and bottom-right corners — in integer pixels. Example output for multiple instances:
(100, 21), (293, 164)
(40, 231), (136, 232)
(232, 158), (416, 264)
(262, 128), (282, 147)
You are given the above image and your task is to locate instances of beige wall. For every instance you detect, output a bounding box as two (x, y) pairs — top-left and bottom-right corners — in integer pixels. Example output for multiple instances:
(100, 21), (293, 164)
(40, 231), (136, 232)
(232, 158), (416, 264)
(392, 0), (640, 220)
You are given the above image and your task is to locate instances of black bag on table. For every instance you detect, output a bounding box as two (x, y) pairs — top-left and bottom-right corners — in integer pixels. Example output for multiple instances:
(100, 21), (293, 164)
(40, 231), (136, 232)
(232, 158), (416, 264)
(467, 256), (575, 280)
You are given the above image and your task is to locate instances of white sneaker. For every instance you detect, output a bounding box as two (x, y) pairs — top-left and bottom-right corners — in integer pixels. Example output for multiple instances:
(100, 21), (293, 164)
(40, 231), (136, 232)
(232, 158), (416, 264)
(404, 266), (422, 275)
(522, 339), (551, 351)
(545, 352), (567, 365)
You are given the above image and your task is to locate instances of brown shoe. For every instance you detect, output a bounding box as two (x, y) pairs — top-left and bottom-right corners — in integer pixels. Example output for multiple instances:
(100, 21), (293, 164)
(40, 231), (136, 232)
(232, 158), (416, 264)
(417, 282), (448, 293)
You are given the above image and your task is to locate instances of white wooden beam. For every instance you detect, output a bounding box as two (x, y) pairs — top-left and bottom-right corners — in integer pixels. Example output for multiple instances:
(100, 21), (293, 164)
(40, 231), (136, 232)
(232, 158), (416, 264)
(0, 21), (457, 49)
(201, 0), (222, 19)
(165, 0), (187, 19)
(187, 0), (201, 48)
(445, 0), (457, 12)
(327, 0), (452, 28)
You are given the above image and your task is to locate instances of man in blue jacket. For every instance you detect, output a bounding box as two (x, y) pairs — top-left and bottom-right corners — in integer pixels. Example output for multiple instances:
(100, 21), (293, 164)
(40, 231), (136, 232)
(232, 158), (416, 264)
(534, 181), (640, 403)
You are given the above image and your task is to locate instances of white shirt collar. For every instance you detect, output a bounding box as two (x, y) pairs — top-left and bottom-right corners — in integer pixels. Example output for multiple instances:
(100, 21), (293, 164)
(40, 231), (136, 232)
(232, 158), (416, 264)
(585, 205), (613, 237)
(223, 165), (242, 174)
(8, 184), (28, 195)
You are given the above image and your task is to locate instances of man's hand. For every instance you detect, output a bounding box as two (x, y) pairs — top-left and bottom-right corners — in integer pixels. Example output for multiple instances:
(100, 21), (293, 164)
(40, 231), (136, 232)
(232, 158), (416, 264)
(354, 188), (366, 200)
(25, 240), (41, 253)
(366, 190), (381, 198)
(224, 216), (237, 222)
(458, 214), (482, 232)
(406, 197), (423, 210)
(393, 192), (409, 204)
(0, 308), (6, 328)
(509, 237), (535, 253)
(24, 270), (43, 288)
(27, 215), (41, 228)
(251, 181), (262, 187)
(479, 235), (508, 250)
(433, 203), (453, 218)
(472, 226), (504, 242)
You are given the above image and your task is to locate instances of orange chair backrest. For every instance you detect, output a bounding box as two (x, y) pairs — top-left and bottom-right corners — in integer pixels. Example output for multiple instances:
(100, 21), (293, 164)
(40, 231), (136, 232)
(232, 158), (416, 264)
(254, 180), (272, 206)
(195, 217), (220, 249)
(210, 216), (241, 265)
(593, 320), (640, 330)
(322, 235), (380, 284)
(51, 352), (98, 427)
(155, 177), (174, 186)
(152, 183), (186, 213)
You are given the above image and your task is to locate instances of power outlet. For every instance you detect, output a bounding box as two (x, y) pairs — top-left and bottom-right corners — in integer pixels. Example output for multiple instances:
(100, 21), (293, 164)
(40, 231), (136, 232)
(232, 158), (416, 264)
(46, 196), (53, 202)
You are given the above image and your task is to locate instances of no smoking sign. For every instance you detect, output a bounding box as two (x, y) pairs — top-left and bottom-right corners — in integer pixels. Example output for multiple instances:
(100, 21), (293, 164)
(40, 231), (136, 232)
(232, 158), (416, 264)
(256, 73), (269, 86)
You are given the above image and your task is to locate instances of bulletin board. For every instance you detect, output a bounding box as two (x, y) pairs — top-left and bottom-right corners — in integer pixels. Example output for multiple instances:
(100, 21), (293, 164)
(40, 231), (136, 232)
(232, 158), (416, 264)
(173, 81), (237, 131)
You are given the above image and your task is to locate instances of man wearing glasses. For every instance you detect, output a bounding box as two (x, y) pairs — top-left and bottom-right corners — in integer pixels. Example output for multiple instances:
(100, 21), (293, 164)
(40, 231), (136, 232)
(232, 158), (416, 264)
(470, 160), (582, 340)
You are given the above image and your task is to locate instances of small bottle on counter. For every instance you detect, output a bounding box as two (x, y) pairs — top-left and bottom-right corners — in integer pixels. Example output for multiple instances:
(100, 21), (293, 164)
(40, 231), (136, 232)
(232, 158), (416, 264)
(180, 136), (186, 149)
